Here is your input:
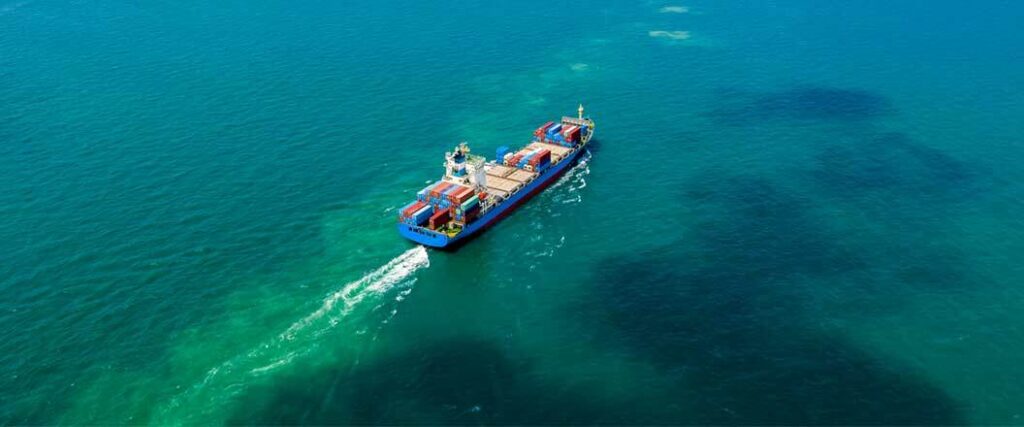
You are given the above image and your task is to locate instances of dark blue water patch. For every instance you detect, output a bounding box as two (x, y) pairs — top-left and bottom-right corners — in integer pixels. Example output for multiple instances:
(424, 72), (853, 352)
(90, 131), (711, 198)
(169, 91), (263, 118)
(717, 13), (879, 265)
(682, 176), (867, 278)
(227, 338), (651, 424)
(811, 132), (983, 202)
(707, 86), (894, 125)
(557, 176), (969, 423)
(579, 242), (965, 424)
(681, 172), (976, 300)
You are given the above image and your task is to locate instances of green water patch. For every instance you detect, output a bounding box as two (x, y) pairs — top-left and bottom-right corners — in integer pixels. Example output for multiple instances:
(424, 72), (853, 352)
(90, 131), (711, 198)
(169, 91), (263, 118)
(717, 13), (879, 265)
(56, 195), (429, 424)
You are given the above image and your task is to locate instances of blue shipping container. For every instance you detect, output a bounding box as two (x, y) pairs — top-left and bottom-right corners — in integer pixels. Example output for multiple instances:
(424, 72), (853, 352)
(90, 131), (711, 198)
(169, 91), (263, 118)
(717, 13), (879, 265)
(496, 146), (510, 161)
(518, 152), (536, 168)
(413, 206), (432, 225)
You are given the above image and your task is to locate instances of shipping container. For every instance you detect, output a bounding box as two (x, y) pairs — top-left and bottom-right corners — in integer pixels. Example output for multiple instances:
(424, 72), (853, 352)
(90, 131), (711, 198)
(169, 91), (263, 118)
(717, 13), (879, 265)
(461, 195), (479, 210)
(547, 124), (563, 135)
(563, 125), (581, 142)
(528, 149), (551, 165)
(496, 145), (511, 161)
(517, 152), (533, 168)
(429, 182), (453, 199)
(402, 201), (427, 218)
(448, 186), (474, 204)
(506, 154), (524, 167)
(429, 208), (451, 230)
(440, 183), (464, 201)
(533, 121), (555, 136)
(411, 205), (432, 225)
(465, 204), (482, 223)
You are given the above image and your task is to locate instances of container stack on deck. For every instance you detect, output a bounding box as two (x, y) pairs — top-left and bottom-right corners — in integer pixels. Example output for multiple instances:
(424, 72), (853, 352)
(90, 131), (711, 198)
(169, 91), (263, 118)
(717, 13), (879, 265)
(399, 200), (432, 226)
(402, 117), (590, 234)
(533, 120), (587, 148)
(403, 180), (485, 230)
(503, 147), (552, 172)
(454, 194), (481, 224)
(428, 208), (451, 230)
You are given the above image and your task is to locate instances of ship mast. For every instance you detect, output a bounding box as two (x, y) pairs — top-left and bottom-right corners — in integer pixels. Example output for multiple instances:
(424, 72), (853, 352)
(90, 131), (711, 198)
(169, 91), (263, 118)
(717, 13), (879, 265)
(578, 103), (585, 120)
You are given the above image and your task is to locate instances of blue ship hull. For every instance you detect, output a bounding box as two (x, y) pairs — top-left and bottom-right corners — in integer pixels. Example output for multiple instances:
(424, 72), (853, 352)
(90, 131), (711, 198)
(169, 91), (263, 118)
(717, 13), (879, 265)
(398, 146), (585, 249)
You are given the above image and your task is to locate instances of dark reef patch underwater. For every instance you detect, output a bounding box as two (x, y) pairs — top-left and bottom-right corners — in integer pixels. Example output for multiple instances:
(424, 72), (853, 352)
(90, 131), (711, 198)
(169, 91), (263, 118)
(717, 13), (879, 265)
(707, 86), (895, 125)
(577, 174), (968, 424)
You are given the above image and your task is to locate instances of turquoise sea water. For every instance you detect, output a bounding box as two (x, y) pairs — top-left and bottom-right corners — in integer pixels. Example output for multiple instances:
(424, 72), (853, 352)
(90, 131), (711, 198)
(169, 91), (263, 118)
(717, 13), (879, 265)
(3, 0), (1024, 424)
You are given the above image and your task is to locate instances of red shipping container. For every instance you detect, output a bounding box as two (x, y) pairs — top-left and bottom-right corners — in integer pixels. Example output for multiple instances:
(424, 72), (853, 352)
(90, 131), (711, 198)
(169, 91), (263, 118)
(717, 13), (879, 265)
(402, 201), (427, 218)
(564, 126), (581, 142)
(527, 149), (551, 165)
(428, 208), (451, 230)
(444, 183), (468, 199)
(449, 186), (474, 204)
(533, 121), (555, 137)
(429, 182), (452, 199)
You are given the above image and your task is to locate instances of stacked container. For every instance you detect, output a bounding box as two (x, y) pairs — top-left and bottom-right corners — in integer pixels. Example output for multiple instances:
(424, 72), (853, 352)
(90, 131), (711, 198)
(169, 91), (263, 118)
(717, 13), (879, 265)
(429, 208), (451, 230)
(532, 121), (580, 148)
(399, 201), (433, 226)
(525, 149), (551, 172)
(562, 125), (581, 143)
(429, 182), (452, 202)
(505, 152), (524, 167)
(454, 194), (482, 223)
(446, 185), (474, 205)
(516, 150), (537, 169)
(533, 121), (555, 137)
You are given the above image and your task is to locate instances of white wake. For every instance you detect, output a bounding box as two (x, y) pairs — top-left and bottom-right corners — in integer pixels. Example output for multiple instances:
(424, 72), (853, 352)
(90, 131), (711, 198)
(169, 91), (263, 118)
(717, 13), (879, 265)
(154, 246), (429, 423)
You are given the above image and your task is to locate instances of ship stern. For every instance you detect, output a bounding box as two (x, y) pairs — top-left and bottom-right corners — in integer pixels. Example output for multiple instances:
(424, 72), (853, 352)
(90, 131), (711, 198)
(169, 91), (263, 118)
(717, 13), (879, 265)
(397, 224), (452, 248)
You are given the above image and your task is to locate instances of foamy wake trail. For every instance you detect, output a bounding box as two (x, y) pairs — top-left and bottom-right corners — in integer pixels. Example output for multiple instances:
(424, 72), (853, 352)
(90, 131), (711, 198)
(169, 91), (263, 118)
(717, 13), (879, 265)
(281, 246), (428, 341)
(154, 246), (429, 423)
(550, 151), (591, 203)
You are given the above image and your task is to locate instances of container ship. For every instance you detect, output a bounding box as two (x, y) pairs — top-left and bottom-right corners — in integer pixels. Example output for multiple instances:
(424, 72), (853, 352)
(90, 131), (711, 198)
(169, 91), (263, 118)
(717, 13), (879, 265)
(398, 106), (595, 249)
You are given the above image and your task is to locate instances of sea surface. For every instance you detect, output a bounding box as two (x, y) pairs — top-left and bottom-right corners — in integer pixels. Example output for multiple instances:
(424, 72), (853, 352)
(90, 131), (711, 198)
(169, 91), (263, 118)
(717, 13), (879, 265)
(3, 0), (1024, 424)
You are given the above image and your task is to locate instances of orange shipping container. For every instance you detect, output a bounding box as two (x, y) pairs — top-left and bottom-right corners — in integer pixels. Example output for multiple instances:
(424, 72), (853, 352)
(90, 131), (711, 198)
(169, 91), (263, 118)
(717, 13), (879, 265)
(448, 186), (474, 204)
(429, 182), (452, 199)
